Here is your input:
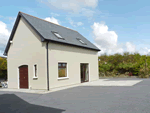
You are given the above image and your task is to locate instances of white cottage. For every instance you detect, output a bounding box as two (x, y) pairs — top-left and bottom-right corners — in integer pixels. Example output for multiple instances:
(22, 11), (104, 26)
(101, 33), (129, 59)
(4, 12), (100, 90)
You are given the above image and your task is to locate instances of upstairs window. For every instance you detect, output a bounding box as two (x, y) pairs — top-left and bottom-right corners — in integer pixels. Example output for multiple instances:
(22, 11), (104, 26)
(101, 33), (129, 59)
(77, 38), (87, 45)
(52, 31), (64, 40)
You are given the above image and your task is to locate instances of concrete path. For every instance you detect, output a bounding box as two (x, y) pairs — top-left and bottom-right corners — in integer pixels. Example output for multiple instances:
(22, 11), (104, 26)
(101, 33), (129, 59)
(0, 88), (47, 94)
(0, 78), (142, 94)
(82, 79), (142, 86)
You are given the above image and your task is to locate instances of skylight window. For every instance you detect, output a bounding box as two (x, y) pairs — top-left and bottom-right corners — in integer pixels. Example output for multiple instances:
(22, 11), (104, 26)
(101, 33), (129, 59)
(79, 39), (85, 44)
(77, 38), (87, 45)
(52, 31), (64, 39)
(54, 32), (63, 39)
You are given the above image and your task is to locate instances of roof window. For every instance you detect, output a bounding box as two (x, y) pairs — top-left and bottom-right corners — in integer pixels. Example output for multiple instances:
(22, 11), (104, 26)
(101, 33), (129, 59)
(52, 31), (64, 39)
(77, 38), (87, 45)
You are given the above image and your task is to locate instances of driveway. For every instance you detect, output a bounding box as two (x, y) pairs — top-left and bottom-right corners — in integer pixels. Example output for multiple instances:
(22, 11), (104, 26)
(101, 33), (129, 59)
(0, 78), (150, 113)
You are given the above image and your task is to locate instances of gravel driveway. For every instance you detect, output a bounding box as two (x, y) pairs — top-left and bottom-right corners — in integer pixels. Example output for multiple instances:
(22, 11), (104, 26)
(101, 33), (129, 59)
(0, 78), (150, 113)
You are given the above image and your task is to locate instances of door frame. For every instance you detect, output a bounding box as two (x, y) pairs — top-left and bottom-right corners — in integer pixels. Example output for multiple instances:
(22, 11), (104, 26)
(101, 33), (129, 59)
(18, 65), (29, 89)
(80, 63), (89, 83)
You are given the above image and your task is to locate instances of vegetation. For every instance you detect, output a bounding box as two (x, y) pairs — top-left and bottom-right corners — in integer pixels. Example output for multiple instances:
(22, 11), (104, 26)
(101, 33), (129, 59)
(99, 52), (150, 78)
(0, 57), (7, 79)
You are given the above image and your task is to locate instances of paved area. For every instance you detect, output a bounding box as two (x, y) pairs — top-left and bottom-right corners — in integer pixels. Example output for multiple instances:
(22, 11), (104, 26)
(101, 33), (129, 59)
(0, 78), (150, 113)
(0, 88), (47, 94)
(82, 78), (142, 86)
(0, 78), (142, 94)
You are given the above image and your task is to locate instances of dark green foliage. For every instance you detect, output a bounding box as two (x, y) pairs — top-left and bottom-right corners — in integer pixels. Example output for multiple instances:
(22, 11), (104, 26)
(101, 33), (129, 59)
(0, 57), (7, 79)
(99, 52), (150, 78)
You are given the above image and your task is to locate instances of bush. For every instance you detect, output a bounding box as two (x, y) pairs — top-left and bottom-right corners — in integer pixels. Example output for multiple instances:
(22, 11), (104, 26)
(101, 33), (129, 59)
(99, 52), (150, 78)
(138, 67), (149, 78)
(128, 72), (133, 76)
(0, 57), (7, 79)
(125, 72), (129, 76)
(99, 72), (105, 77)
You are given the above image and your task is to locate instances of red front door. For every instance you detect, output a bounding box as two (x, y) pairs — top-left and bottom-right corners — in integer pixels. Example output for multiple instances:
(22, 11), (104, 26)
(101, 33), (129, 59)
(19, 65), (29, 89)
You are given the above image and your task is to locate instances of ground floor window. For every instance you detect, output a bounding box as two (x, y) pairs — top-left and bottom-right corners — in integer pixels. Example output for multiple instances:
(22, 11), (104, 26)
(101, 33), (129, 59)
(58, 63), (67, 78)
(34, 64), (37, 77)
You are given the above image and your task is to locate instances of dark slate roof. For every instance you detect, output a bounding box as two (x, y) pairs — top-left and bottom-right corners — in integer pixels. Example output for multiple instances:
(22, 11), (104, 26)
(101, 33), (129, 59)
(4, 12), (100, 55)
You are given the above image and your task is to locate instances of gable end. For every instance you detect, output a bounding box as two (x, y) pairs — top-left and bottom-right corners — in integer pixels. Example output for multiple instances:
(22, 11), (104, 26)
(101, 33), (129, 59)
(3, 12), (45, 56)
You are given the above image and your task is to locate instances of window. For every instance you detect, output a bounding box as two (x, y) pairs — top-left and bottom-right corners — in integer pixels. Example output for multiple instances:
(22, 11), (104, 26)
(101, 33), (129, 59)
(58, 63), (67, 78)
(54, 32), (63, 38)
(77, 38), (86, 45)
(52, 31), (64, 39)
(34, 65), (37, 78)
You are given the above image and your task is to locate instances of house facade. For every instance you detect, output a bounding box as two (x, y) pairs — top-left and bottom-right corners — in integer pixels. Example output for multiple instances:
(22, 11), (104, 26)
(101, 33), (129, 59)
(4, 12), (100, 90)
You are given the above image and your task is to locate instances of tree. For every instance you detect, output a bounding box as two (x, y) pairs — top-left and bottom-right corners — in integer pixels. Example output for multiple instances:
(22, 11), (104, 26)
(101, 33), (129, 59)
(0, 57), (7, 79)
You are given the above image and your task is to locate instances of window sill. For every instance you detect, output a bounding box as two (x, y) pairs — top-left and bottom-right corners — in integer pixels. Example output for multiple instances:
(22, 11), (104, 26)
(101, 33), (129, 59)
(58, 77), (69, 80)
(33, 77), (38, 79)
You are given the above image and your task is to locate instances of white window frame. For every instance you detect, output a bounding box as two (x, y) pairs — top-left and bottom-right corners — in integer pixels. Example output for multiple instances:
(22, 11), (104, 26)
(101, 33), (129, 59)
(58, 62), (69, 80)
(17, 67), (19, 89)
(33, 64), (38, 79)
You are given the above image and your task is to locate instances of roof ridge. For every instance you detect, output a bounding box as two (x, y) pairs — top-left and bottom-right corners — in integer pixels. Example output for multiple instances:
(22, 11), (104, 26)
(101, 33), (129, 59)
(19, 11), (77, 32)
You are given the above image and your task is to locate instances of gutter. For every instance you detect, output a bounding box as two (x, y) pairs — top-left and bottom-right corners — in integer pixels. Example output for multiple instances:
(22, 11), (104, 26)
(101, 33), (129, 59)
(46, 42), (50, 91)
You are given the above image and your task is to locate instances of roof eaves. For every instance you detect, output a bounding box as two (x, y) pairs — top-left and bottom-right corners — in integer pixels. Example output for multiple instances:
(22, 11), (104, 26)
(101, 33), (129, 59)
(46, 39), (101, 51)
(3, 12), (21, 56)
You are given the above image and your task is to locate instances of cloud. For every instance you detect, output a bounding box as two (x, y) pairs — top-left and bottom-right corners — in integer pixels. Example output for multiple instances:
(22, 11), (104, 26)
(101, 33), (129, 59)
(40, 0), (98, 18)
(68, 18), (75, 27)
(92, 22), (150, 56)
(0, 21), (10, 55)
(68, 18), (83, 27)
(80, 8), (95, 17)
(92, 22), (125, 55)
(138, 47), (150, 55)
(44, 17), (60, 25)
(8, 17), (16, 21)
(77, 22), (83, 26)
(42, 0), (98, 12)
(50, 12), (60, 17)
(125, 42), (136, 53)
(92, 22), (118, 49)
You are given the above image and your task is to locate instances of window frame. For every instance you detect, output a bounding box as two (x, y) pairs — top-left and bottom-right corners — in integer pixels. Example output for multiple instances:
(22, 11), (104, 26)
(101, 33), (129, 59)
(33, 64), (38, 79)
(52, 31), (65, 40)
(58, 62), (68, 80)
(76, 38), (87, 45)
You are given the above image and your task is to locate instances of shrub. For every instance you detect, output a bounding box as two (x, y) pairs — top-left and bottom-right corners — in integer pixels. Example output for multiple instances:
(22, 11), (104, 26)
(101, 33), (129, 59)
(138, 67), (149, 78)
(99, 72), (105, 77)
(125, 72), (129, 76)
(98, 52), (150, 78)
(128, 72), (133, 76)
